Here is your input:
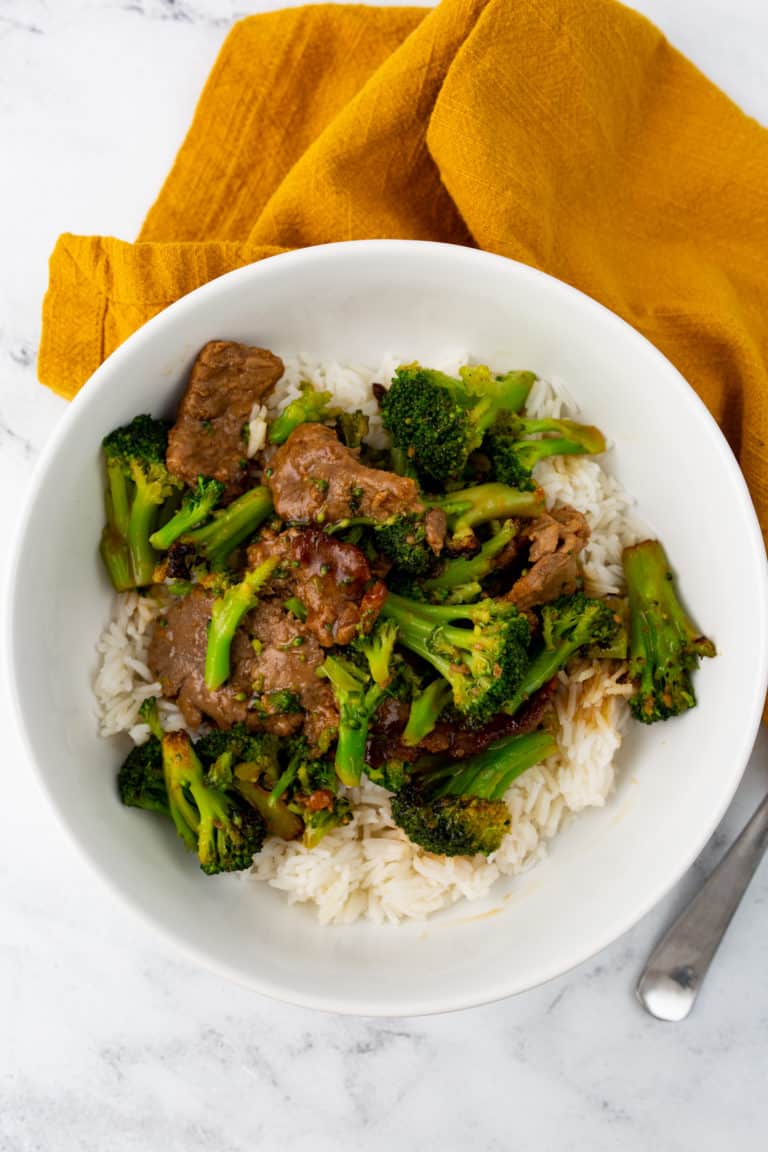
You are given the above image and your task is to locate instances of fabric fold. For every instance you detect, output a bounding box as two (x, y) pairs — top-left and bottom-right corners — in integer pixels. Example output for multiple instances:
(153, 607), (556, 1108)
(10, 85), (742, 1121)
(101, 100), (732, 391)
(39, 0), (768, 545)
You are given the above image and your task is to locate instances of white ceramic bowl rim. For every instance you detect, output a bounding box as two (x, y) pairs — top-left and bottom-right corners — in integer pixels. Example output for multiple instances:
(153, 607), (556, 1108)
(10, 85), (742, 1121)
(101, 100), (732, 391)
(8, 241), (768, 1015)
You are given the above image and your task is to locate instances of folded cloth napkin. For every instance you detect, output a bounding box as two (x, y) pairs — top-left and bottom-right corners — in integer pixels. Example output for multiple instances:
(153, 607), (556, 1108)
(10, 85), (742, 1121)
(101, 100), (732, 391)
(39, 0), (768, 543)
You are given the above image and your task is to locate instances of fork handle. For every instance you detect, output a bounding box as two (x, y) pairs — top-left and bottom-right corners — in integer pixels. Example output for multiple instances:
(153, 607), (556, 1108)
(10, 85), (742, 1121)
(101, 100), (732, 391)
(636, 791), (768, 1021)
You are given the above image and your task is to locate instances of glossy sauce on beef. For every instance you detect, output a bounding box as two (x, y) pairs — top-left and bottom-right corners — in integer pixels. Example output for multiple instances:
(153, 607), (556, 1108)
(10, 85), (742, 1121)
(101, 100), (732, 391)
(248, 527), (386, 646)
(266, 422), (423, 525)
(148, 588), (337, 747)
(167, 341), (284, 499)
(506, 505), (590, 610)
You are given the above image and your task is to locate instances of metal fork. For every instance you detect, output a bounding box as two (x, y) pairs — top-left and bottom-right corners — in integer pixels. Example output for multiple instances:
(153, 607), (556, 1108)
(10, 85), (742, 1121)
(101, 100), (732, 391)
(636, 791), (768, 1020)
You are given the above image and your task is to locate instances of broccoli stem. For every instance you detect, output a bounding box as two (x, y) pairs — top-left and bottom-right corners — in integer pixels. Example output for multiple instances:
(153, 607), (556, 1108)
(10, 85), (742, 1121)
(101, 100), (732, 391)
(184, 485), (273, 570)
(431, 483), (544, 547)
(357, 620), (398, 687)
(269, 755), (300, 806)
(503, 593), (619, 716)
(335, 709), (370, 787)
(517, 417), (604, 448)
(423, 521), (516, 596)
(204, 557), (279, 690)
(162, 731), (266, 872)
(161, 735), (200, 851)
(378, 600), (455, 681)
(320, 655), (385, 787)
(100, 523), (133, 592)
(128, 488), (163, 586)
(105, 458), (131, 538)
(402, 679), (452, 746)
(149, 478), (224, 551)
(234, 777), (304, 840)
(389, 445), (419, 479)
(503, 639), (579, 716)
(624, 541), (715, 658)
(516, 435), (595, 466)
(460, 365), (535, 415)
(269, 387), (334, 445)
(422, 730), (557, 799)
(138, 696), (164, 742)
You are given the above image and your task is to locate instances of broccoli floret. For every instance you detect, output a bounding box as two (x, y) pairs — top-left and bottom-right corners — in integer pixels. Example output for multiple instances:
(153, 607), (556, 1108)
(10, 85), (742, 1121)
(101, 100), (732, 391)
(391, 730), (557, 855)
(330, 481), (541, 574)
(401, 678), (453, 746)
(325, 507), (437, 576)
(380, 364), (535, 482)
(353, 620), (399, 687)
(335, 410), (370, 449)
(268, 383), (335, 445)
(428, 483), (544, 550)
(319, 651), (391, 787)
(367, 484), (540, 575)
(299, 800), (353, 849)
(259, 737), (351, 847)
(138, 696), (164, 741)
(503, 592), (620, 716)
(486, 414), (606, 491)
(422, 520), (517, 600)
(204, 557), (279, 690)
(167, 484), (273, 575)
(586, 596), (629, 661)
(195, 724), (278, 780)
(117, 736), (168, 816)
(374, 514), (436, 575)
(195, 725), (304, 841)
(623, 540), (715, 724)
(392, 792), (509, 856)
(366, 759), (408, 793)
(100, 414), (183, 590)
(149, 476), (225, 551)
(381, 593), (530, 727)
(286, 746), (353, 846)
(162, 730), (265, 873)
(247, 689), (304, 722)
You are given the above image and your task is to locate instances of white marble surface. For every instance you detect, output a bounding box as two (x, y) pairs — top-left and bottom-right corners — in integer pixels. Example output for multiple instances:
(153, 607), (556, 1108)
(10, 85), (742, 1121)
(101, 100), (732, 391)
(1, 1), (767, 1148)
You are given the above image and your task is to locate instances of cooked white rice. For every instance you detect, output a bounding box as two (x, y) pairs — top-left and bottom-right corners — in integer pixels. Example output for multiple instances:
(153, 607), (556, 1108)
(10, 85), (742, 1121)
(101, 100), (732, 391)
(94, 355), (642, 924)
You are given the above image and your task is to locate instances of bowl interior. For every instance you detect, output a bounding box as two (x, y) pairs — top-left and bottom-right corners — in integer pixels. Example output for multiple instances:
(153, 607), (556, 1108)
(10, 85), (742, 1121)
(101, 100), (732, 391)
(10, 241), (767, 1014)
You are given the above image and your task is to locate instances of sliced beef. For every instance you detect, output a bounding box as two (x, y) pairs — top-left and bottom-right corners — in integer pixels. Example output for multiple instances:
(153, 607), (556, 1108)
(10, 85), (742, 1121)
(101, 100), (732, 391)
(528, 505), (589, 562)
(236, 600), (338, 747)
(506, 505), (590, 611)
(147, 588), (337, 747)
(167, 341), (284, 499)
(267, 423), (423, 526)
(247, 526), (387, 646)
(424, 508), (448, 555)
(366, 681), (557, 767)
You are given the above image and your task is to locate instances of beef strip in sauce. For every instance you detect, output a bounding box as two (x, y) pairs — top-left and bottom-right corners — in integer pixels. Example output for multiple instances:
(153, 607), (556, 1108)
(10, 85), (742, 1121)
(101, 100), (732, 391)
(366, 681), (557, 766)
(505, 505), (590, 611)
(167, 341), (284, 499)
(248, 527), (386, 646)
(266, 422), (425, 527)
(148, 588), (337, 747)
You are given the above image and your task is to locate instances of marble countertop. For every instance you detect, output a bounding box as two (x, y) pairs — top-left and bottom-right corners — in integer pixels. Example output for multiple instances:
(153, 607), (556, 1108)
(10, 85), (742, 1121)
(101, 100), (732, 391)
(2, 1), (767, 1148)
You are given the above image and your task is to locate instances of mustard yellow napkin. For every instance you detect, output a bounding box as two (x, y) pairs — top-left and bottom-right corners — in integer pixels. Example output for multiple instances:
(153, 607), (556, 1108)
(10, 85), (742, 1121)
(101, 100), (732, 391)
(40, 0), (768, 544)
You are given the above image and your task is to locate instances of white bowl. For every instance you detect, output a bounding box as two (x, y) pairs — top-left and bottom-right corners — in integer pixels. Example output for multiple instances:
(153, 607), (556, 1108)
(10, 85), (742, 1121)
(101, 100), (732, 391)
(9, 241), (768, 1015)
